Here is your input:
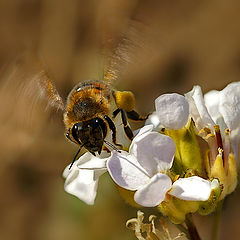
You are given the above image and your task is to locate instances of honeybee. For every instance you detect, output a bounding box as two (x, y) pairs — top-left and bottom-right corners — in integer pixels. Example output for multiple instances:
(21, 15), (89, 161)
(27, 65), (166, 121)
(35, 71), (147, 169)
(63, 79), (147, 167)
(1, 26), (148, 168)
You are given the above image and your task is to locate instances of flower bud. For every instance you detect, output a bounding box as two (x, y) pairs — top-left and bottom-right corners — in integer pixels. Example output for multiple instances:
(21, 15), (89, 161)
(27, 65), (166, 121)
(158, 195), (199, 224)
(198, 179), (222, 215)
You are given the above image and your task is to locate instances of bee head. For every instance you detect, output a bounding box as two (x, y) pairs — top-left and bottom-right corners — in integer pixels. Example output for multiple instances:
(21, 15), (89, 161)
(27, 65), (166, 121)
(70, 118), (107, 155)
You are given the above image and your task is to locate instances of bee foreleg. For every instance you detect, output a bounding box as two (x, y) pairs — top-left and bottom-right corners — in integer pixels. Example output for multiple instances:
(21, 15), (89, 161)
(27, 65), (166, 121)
(126, 110), (150, 121)
(104, 115), (122, 147)
(120, 109), (134, 141)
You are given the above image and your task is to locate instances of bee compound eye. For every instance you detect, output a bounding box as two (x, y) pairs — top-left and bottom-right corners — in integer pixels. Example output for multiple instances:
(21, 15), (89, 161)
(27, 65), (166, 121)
(71, 123), (82, 144)
(73, 124), (78, 131)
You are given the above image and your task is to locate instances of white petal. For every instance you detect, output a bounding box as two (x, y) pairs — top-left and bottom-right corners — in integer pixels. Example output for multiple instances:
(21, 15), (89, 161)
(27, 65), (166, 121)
(77, 152), (109, 170)
(64, 169), (99, 205)
(204, 90), (227, 130)
(229, 127), (240, 160)
(62, 153), (84, 178)
(134, 173), (172, 207)
(107, 151), (150, 191)
(219, 82), (240, 130)
(135, 124), (154, 137)
(130, 132), (175, 176)
(145, 112), (162, 131)
(131, 125), (154, 149)
(169, 176), (212, 201)
(155, 93), (189, 129)
(63, 152), (109, 179)
(185, 86), (215, 131)
(211, 178), (220, 190)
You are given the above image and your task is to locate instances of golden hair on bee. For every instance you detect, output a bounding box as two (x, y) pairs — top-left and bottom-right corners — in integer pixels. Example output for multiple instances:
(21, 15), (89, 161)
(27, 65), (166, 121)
(64, 81), (112, 128)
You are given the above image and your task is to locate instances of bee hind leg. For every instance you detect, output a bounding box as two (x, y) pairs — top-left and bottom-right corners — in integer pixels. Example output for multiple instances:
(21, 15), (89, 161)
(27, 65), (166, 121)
(104, 115), (122, 148)
(126, 110), (150, 121)
(120, 109), (134, 141)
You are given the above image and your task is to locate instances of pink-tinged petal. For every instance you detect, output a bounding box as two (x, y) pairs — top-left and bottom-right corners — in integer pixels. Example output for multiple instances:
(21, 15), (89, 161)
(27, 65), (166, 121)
(130, 132), (175, 176)
(64, 169), (98, 205)
(107, 151), (150, 191)
(169, 176), (212, 201)
(155, 93), (189, 129)
(185, 86), (215, 131)
(219, 82), (240, 130)
(134, 173), (172, 207)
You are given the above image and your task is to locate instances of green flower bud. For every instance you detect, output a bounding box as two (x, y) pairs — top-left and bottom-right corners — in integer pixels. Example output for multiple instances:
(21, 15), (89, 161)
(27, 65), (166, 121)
(198, 179), (222, 215)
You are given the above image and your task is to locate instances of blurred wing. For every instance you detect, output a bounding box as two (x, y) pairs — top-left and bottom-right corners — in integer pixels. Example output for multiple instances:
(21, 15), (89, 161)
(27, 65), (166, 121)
(0, 54), (64, 155)
(103, 21), (148, 84)
(35, 70), (65, 111)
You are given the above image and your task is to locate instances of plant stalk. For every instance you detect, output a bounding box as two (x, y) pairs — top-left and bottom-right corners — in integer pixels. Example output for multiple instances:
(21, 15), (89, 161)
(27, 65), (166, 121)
(211, 200), (223, 240)
(185, 214), (201, 240)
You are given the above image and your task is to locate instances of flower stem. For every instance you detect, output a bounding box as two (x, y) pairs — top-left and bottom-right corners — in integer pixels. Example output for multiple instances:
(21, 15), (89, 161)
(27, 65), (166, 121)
(176, 224), (190, 239)
(211, 200), (223, 240)
(185, 214), (201, 240)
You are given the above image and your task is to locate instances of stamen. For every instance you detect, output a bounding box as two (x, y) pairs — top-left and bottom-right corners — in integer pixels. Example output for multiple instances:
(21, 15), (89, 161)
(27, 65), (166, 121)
(205, 133), (215, 140)
(214, 125), (224, 165)
(199, 127), (214, 140)
(225, 128), (231, 135)
(199, 127), (211, 135)
(218, 147), (224, 157)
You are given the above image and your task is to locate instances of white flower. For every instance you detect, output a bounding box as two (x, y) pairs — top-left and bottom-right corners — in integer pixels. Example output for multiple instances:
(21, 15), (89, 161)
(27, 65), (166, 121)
(155, 93), (189, 130)
(185, 83), (240, 160)
(107, 125), (212, 207)
(63, 152), (109, 205)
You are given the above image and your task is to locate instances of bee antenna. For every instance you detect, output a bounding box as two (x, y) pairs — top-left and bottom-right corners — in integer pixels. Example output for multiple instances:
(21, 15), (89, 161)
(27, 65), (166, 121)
(69, 145), (83, 170)
(104, 140), (121, 153)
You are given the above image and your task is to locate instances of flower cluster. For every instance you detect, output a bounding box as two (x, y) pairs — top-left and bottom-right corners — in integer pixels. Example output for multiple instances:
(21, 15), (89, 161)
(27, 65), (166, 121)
(63, 81), (239, 224)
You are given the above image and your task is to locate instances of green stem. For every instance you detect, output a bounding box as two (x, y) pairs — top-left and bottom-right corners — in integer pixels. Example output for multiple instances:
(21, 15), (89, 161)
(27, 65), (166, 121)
(185, 214), (201, 240)
(211, 200), (223, 240)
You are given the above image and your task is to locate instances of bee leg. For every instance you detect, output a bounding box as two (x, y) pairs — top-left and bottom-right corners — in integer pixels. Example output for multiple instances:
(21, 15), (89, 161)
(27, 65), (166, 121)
(104, 115), (122, 147)
(126, 110), (150, 121)
(120, 109), (134, 141)
(112, 108), (121, 118)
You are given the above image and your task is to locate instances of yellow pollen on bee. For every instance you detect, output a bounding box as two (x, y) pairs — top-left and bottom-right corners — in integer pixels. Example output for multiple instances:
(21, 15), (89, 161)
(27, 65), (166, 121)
(113, 90), (135, 112)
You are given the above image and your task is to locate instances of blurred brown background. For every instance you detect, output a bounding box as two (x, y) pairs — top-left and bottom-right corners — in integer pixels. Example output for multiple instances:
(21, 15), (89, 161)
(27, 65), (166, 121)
(0, 0), (240, 239)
